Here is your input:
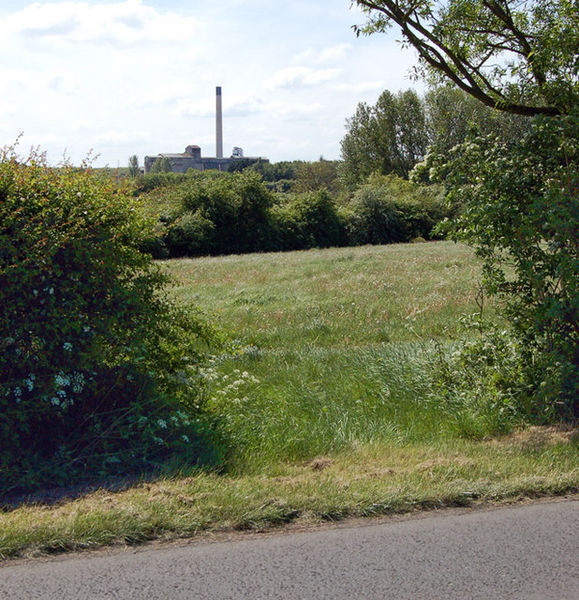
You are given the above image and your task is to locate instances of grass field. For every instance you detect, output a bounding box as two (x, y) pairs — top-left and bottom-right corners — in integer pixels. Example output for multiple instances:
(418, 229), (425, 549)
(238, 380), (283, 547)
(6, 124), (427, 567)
(166, 241), (505, 469)
(1, 241), (576, 559)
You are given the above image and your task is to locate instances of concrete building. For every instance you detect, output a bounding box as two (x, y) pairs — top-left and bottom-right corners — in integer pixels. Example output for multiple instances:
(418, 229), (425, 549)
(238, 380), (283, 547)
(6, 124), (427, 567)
(143, 87), (267, 174)
(143, 145), (237, 173)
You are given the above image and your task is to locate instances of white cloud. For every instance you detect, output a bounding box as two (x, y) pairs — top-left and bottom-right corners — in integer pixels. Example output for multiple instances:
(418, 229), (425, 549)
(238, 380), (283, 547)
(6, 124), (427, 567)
(0, 0), (199, 49)
(265, 66), (341, 90)
(332, 81), (386, 93)
(45, 73), (79, 95)
(0, 0), (422, 164)
(94, 130), (144, 145)
(293, 43), (352, 65)
(177, 100), (214, 119)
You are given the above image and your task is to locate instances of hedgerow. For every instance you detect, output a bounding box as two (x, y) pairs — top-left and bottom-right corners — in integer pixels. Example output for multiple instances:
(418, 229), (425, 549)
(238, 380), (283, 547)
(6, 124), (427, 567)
(138, 171), (446, 257)
(0, 149), (223, 496)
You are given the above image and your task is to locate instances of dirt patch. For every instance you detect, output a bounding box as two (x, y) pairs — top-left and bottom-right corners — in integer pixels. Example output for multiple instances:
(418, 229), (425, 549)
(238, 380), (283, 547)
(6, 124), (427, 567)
(488, 425), (578, 449)
(309, 457), (333, 471)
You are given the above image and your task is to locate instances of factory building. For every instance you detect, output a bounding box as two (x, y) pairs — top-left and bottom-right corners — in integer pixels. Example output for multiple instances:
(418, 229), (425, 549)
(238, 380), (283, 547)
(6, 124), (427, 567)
(144, 87), (267, 173)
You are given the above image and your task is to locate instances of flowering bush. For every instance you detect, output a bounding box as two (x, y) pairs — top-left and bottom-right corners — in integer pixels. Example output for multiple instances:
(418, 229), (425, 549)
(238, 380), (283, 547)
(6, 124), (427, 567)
(0, 149), (222, 496)
(438, 115), (578, 421)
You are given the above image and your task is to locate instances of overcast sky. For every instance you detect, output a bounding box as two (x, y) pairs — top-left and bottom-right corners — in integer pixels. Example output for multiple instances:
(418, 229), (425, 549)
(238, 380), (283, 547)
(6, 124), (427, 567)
(0, 0), (422, 167)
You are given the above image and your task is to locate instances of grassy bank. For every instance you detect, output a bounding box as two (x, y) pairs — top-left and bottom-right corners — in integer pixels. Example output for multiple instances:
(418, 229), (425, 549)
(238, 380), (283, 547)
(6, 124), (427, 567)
(2, 242), (577, 559)
(2, 433), (576, 559)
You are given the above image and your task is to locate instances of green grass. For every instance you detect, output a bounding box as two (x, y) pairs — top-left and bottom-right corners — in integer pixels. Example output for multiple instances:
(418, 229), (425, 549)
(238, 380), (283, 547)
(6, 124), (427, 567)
(167, 241), (493, 348)
(1, 436), (576, 559)
(163, 241), (507, 470)
(2, 241), (577, 560)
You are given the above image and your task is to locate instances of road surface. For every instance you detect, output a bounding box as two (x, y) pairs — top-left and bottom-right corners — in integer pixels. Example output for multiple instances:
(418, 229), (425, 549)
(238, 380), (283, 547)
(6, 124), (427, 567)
(1, 498), (577, 599)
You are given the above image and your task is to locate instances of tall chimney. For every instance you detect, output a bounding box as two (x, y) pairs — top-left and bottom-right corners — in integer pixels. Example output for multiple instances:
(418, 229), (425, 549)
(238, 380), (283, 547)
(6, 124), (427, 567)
(216, 86), (223, 159)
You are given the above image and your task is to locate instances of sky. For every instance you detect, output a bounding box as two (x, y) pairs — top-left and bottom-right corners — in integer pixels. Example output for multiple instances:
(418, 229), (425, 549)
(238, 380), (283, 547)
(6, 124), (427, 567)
(0, 0), (423, 167)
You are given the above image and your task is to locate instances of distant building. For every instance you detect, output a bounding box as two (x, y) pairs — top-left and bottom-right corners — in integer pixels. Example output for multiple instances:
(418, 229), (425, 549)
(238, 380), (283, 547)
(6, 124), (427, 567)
(144, 88), (268, 174)
(144, 145), (267, 174)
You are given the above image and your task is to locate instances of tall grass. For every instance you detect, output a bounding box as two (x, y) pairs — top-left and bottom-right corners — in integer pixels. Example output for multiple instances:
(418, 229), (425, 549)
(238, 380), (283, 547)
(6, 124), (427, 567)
(163, 242), (509, 472)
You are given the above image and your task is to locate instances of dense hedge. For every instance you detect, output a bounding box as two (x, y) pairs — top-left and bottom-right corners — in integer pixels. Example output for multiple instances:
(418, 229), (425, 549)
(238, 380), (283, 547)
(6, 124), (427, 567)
(0, 155), (222, 496)
(138, 171), (447, 258)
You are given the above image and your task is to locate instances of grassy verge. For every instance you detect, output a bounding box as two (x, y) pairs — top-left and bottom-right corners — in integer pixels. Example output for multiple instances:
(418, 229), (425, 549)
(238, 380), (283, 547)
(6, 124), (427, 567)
(2, 241), (577, 560)
(1, 432), (576, 559)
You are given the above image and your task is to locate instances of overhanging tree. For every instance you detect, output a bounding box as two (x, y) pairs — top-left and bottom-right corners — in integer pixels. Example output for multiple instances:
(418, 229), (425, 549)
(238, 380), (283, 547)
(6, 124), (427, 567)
(353, 0), (577, 116)
(353, 0), (578, 419)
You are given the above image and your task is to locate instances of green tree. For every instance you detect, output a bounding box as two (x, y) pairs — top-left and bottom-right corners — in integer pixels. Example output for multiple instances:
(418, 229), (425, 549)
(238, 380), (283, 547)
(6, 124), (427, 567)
(293, 159), (341, 194)
(425, 86), (532, 154)
(128, 154), (140, 177)
(160, 157), (173, 173)
(354, 0), (578, 419)
(149, 157), (163, 173)
(354, 0), (577, 116)
(341, 88), (427, 186)
(0, 150), (220, 493)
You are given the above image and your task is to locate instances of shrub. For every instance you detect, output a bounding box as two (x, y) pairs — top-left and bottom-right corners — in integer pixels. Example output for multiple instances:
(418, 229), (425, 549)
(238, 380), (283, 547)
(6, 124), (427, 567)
(165, 210), (215, 257)
(273, 190), (346, 250)
(160, 171), (277, 256)
(439, 115), (578, 421)
(345, 174), (447, 245)
(0, 150), (223, 495)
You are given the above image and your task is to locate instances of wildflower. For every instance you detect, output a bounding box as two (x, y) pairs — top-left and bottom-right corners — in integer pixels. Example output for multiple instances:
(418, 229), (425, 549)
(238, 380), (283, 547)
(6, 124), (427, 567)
(55, 373), (70, 387)
(63, 342), (73, 351)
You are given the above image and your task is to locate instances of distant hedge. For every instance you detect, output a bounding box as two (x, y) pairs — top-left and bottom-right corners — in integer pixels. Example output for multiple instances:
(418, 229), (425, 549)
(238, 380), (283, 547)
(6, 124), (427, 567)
(137, 171), (448, 258)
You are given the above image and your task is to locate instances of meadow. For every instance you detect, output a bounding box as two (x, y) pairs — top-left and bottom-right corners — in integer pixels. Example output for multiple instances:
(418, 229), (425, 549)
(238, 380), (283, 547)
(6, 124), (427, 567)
(167, 240), (500, 469)
(1, 241), (576, 559)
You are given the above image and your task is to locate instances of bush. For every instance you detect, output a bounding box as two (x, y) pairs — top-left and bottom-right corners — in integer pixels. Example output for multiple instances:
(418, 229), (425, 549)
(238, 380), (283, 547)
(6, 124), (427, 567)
(0, 151), (223, 495)
(431, 323), (529, 438)
(439, 115), (578, 421)
(273, 190), (346, 250)
(161, 171), (277, 256)
(136, 170), (449, 257)
(345, 174), (447, 245)
(165, 210), (215, 257)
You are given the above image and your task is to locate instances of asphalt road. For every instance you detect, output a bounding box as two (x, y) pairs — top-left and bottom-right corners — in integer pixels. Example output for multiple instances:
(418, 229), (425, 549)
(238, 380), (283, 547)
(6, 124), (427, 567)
(1, 499), (577, 599)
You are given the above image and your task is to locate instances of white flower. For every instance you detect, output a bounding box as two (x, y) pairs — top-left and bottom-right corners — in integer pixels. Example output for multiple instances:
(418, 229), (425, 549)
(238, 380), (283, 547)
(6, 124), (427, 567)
(63, 342), (73, 351)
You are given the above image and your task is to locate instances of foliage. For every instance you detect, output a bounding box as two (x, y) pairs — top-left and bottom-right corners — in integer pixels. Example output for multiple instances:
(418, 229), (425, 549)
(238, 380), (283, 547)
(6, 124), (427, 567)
(345, 174), (447, 244)
(354, 0), (578, 116)
(128, 155), (140, 178)
(157, 170), (276, 256)
(340, 89), (427, 186)
(135, 167), (450, 257)
(0, 151), (223, 495)
(355, 0), (578, 422)
(149, 157), (173, 174)
(226, 158), (261, 173)
(438, 114), (578, 419)
(292, 159), (342, 194)
(273, 190), (346, 250)
(248, 159), (300, 182)
(424, 86), (533, 154)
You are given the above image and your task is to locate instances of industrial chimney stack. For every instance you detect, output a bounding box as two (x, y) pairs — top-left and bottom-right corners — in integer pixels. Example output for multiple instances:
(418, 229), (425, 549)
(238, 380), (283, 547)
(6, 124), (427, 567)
(216, 86), (223, 159)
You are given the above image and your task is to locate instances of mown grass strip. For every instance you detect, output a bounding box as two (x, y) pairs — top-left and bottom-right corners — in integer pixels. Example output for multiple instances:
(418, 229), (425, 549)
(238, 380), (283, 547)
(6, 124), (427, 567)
(1, 434), (577, 560)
